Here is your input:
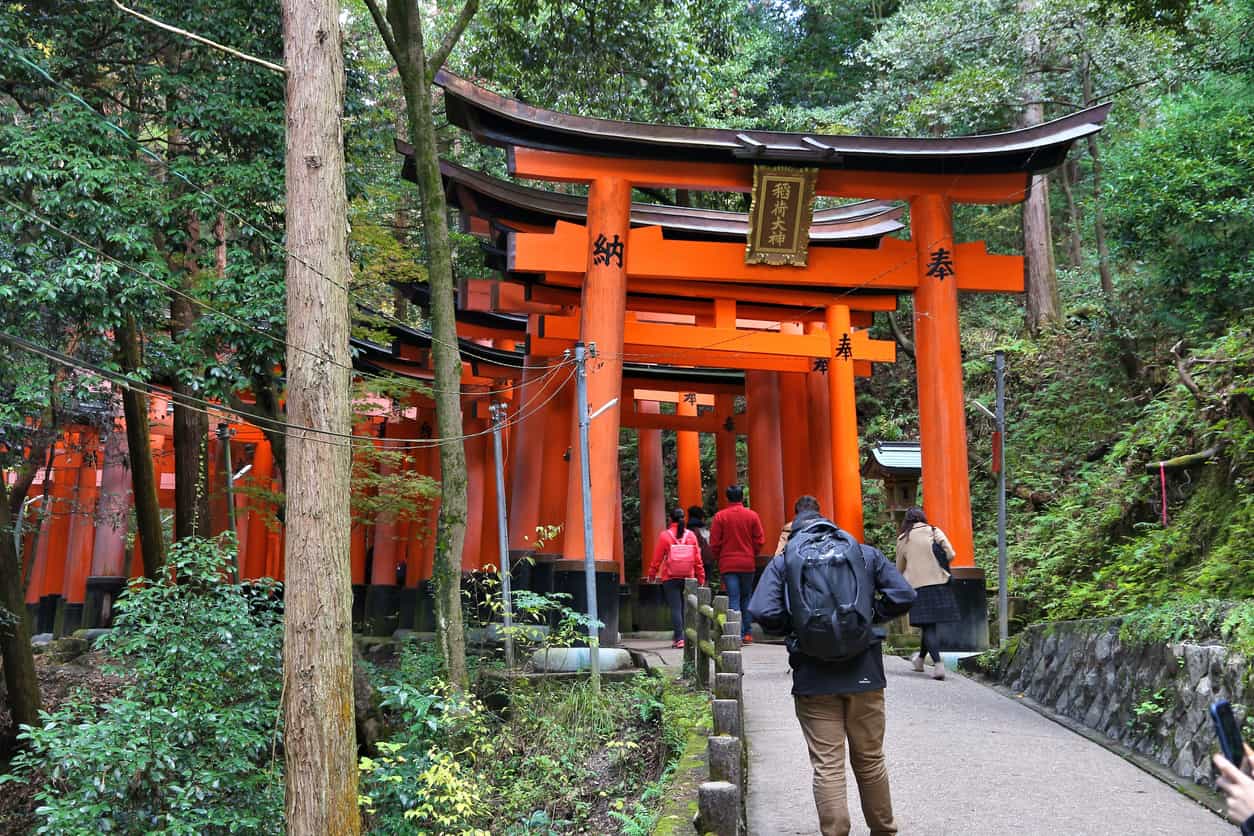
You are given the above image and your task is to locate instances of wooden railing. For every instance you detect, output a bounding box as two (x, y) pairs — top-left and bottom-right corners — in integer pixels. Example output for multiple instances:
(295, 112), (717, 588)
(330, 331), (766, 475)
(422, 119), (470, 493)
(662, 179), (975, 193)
(682, 578), (746, 836)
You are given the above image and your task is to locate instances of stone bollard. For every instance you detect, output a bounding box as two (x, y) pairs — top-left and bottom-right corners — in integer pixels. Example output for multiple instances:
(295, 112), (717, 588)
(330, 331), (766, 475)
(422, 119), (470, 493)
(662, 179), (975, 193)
(720, 649), (743, 676)
(713, 594), (729, 630)
(708, 735), (743, 787)
(696, 780), (741, 836)
(714, 672), (741, 701)
(713, 698), (742, 737)
(724, 610), (742, 640)
(683, 578), (698, 673)
(696, 586), (713, 689)
(717, 634), (740, 654)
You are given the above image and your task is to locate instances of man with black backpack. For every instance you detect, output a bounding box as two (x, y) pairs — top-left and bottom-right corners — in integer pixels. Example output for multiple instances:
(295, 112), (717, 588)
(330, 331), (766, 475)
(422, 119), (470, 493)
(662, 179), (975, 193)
(748, 495), (916, 836)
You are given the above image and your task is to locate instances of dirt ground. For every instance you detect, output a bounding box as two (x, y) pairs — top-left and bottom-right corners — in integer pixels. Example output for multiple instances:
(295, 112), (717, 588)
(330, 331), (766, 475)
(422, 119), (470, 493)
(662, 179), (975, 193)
(0, 649), (127, 835)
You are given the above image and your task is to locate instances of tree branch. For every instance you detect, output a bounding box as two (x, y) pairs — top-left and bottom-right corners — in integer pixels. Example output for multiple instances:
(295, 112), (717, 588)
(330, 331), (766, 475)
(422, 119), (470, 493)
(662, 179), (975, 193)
(1145, 441), (1227, 472)
(886, 312), (915, 360)
(111, 0), (285, 74)
(362, 0), (401, 67)
(426, 0), (479, 79)
(1170, 340), (1206, 405)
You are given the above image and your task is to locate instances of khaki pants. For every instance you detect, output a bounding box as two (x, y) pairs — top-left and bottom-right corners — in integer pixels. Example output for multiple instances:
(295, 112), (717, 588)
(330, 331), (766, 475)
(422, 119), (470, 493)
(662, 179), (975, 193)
(794, 689), (897, 836)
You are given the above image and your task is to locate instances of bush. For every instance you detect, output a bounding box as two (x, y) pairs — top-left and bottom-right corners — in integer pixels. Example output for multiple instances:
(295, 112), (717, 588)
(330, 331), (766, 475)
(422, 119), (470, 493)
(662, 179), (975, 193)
(3, 537), (284, 835)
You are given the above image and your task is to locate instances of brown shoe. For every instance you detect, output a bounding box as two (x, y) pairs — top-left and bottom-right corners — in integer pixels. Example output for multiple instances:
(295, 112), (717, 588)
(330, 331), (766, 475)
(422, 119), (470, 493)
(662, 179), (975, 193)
(911, 653), (925, 672)
(932, 660), (946, 680)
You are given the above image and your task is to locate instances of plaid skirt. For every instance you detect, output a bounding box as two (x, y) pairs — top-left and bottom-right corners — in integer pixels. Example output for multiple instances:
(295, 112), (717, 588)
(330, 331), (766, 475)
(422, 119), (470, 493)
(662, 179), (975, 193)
(909, 582), (960, 626)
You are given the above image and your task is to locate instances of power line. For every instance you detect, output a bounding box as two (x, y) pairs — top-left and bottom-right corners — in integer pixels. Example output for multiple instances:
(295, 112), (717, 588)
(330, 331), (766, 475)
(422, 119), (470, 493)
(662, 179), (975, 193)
(1, 44), (520, 370)
(0, 197), (549, 399)
(0, 328), (576, 451)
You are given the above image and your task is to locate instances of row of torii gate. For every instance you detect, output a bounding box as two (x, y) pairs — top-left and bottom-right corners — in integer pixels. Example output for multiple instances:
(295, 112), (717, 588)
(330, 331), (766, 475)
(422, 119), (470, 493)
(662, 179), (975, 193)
(18, 74), (1108, 647)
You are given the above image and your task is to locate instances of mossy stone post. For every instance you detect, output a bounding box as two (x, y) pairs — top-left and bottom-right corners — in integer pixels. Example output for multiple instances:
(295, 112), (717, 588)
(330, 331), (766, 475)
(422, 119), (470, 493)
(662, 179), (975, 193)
(708, 735), (742, 788)
(713, 593), (729, 643)
(696, 585), (713, 689)
(697, 781), (741, 836)
(683, 578), (698, 675)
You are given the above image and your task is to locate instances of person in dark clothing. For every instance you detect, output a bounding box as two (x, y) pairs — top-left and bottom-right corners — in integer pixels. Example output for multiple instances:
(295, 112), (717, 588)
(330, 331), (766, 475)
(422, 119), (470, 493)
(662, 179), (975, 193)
(748, 496), (916, 836)
(687, 505), (715, 586)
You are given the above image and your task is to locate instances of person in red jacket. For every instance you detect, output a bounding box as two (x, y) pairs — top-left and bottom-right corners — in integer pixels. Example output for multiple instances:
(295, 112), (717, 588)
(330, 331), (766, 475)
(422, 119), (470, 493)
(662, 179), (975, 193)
(647, 506), (707, 648)
(709, 484), (765, 643)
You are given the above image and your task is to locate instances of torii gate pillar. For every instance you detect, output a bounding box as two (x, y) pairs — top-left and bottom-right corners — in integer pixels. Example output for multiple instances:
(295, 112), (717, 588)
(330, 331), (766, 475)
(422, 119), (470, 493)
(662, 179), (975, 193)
(746, 371), (785, 560)
(563, 176), (630, 572)
(912, 193), (987, 650)
(826, 306), (864, 540)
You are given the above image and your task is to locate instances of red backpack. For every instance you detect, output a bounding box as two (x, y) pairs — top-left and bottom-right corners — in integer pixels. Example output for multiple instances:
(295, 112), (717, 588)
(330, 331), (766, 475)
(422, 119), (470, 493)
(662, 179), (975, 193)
(665, 530), (700, 578)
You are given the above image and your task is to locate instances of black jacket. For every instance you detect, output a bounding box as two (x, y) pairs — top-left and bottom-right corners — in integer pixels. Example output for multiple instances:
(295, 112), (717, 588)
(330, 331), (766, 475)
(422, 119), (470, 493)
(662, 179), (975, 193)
(747, 511), (916, 696)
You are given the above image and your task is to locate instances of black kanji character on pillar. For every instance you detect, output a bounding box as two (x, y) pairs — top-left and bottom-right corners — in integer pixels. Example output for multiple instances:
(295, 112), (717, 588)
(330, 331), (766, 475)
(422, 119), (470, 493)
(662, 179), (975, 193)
(812, 358), (829, 373)
(723, 416), (736, 432)
(835, 334), (853, 360)
(593, 233), (625, 267)
(926, 247), (956, 280)
(682, 392), (697, 405)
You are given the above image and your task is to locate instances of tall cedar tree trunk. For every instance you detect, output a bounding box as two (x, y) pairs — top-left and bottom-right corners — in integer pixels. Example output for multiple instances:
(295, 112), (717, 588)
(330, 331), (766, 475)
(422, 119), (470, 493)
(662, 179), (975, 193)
(1081, 50), (1139, 377)
(280, 1), (360, 831)
(166, 60), (211, 541)
(116, 315), (166, 578)
(171, 214), (211, 540)
(1082, 55), (1115, 306)
(0, 450), (48, 731)
(1020, 0), (1060, 332)
(366, 0), (479, 690)
(1058, 159), (1084, 269)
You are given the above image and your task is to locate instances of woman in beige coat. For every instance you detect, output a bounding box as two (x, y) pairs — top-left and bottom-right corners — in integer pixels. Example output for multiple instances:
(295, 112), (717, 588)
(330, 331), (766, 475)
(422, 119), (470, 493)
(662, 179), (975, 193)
(895, 507), (958, 680)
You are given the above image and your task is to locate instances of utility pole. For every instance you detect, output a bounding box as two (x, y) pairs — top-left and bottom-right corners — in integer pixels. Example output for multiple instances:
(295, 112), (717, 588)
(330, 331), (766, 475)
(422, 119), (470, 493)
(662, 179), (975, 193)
(280, 0), (359, 831)
(995, 350), (1008, 646)
(574, 341), (601, 691)
(489, 401), (515, 668)
(217, 423), (238, 581)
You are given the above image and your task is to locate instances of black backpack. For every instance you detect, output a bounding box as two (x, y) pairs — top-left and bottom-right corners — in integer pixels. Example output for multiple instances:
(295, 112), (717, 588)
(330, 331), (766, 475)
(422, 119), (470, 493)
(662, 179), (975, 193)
(784, 518), (875, 662)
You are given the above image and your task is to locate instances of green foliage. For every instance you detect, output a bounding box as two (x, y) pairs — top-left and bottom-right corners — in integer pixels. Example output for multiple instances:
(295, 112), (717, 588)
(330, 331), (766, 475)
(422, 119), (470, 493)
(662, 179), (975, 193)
(4, 537), (283, 834)
(463, 0), (738, 123)
(985, 315), (1254, 621)
(1119, 600), (1254, 658)
(484, 675), (704, 832)
(1128, 687), (1172, 734)
(1103, 74), (1254, 330)
(359, 676), (494, 835)
(360, 632), (702, 834)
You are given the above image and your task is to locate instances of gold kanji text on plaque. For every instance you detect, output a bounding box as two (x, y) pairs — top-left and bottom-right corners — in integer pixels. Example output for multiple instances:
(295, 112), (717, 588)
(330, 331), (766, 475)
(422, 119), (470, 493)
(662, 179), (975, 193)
(745, 165), (818, 267)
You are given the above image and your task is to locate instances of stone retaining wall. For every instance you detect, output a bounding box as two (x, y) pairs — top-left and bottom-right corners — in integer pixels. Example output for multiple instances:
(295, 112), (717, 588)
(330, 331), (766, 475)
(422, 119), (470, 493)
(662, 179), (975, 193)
(967, 618), (1250, 787)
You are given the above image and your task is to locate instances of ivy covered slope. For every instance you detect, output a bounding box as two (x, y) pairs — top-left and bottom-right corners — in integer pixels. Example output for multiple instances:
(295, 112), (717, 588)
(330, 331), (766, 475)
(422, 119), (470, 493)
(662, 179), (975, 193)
(957, 49), (1254, 625)
(969, 313), (1252, 622)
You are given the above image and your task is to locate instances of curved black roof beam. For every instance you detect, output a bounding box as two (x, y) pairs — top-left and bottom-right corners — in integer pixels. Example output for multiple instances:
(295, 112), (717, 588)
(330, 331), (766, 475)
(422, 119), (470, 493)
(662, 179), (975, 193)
(435, 70), (1109, 176)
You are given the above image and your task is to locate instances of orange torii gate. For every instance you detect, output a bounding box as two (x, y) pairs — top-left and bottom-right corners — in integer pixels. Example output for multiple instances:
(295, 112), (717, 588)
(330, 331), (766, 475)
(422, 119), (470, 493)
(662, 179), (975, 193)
(429, 71), (1109, 648)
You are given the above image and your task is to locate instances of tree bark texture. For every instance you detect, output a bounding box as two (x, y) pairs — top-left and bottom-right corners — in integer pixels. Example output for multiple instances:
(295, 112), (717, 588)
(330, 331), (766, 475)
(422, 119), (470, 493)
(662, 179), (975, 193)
(172, 215), (210, 541)
(116, 315), (166, 579)
(281, 1), (360, 832)
(1019, 0), (1059, 332)
(1082, 59), (1115, 305)
(1058, 159), (1084, 269)
(379, 0), (476, 691)
(0, 466), (46, 731)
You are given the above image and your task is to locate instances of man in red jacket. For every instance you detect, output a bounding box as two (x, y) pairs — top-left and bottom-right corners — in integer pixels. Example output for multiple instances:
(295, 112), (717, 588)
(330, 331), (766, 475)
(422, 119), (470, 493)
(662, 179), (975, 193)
(709, 484), (766, 642)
